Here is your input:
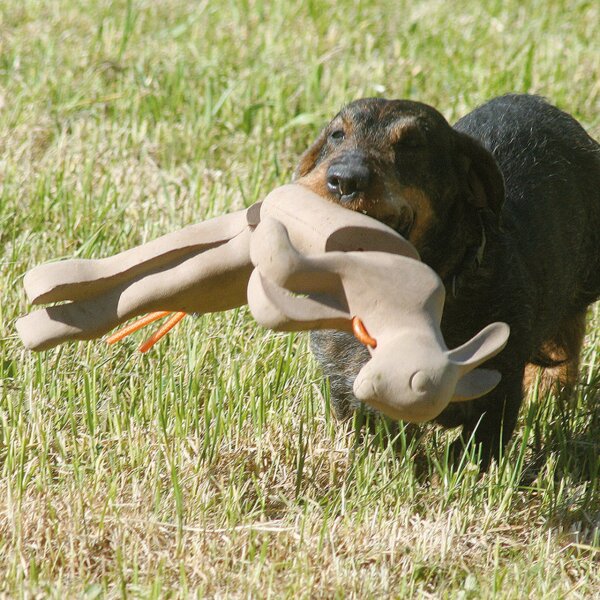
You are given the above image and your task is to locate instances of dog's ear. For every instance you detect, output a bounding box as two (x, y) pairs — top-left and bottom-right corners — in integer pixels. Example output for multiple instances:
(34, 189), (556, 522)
(455, 132), (505, 216)
(293, 128), (328, 180)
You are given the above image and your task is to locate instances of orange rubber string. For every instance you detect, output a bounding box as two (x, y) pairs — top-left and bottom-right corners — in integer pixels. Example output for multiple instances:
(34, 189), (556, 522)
(106, 311), (172, 345)
(139, 311), (187, 353)
(352, 316), (377, 349)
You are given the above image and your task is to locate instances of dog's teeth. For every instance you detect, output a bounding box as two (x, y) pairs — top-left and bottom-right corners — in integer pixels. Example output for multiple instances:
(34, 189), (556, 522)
(362, 210), (368, 215)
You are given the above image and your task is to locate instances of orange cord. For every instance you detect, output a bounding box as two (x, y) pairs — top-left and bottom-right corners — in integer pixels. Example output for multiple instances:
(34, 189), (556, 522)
(110, 312), (374, 354)
(106, 311), (172, 345)
(352, 316), (377, 349)
(139, 311), (187, 353)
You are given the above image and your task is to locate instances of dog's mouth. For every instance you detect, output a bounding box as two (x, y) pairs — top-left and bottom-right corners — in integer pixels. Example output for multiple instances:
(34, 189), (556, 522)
(328, 191), (414, 238)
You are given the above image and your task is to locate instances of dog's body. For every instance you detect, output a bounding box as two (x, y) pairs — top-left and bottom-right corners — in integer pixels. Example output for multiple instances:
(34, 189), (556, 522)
(296, 94), (600, 465)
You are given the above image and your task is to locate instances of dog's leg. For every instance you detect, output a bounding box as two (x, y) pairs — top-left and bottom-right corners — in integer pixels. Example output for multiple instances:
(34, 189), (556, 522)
(524, 310), (587, 396)
(450, 368), (525, 469)
(310, 330), (372, 420)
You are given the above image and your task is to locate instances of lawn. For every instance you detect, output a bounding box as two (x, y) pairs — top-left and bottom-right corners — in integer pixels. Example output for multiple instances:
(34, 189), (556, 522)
(1, 0), (599, 597)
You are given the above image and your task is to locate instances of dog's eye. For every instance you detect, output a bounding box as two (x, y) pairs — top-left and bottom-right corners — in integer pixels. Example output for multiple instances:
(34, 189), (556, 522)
(329, 129), (345, 142)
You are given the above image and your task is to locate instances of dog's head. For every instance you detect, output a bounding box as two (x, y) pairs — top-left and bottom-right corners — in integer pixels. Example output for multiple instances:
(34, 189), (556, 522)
(295, 98), (504, 279)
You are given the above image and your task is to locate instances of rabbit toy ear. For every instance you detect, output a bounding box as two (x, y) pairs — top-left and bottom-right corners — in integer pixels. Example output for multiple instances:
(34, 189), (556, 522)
(451, 369), (503, 401)
(447, 322), (510, 402)
(446, 322), (510, 370)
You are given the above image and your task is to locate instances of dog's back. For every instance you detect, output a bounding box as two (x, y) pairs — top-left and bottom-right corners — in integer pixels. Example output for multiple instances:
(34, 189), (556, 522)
(455, 95), (600, 317)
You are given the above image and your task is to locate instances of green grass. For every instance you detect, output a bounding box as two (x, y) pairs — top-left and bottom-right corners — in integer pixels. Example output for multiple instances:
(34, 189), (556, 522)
(1, 0), (599, 597)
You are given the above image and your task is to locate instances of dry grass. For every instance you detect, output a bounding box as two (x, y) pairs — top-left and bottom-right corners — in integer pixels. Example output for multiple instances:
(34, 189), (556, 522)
(1, 0), (599, 597)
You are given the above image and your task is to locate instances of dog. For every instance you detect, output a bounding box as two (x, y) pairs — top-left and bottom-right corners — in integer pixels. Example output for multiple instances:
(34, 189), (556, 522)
(295, 94), (600, 466)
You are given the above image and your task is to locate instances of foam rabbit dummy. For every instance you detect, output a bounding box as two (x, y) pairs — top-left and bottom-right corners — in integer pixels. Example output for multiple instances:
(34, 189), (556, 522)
(248, 217), (509, 422)
(16, 184), (509, 422)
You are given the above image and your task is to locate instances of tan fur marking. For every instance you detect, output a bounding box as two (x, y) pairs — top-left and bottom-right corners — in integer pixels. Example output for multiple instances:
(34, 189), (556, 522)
(389, 119), (420, 144)
(524, 311), (587, 395)
(404, 187), (436, 247)
(295, 163), (331, 198)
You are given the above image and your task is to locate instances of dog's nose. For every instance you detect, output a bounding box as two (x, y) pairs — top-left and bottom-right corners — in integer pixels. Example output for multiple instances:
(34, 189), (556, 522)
(326, 157), (371, 202)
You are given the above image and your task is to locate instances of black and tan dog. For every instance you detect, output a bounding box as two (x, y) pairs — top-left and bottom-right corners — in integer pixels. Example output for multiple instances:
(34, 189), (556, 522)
(296, 94), (600, 466)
